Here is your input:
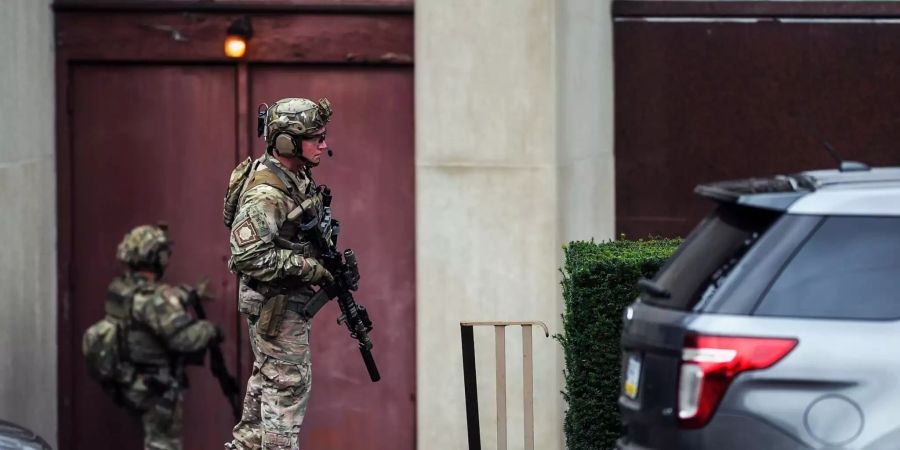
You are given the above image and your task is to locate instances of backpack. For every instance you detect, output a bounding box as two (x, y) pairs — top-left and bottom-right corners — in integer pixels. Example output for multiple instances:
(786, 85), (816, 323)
(82, 278), (139, 390)
(223, 157), (256, 227)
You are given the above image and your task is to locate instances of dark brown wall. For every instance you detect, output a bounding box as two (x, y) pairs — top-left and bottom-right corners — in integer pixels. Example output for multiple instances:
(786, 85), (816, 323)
(615, 1), (900, 238)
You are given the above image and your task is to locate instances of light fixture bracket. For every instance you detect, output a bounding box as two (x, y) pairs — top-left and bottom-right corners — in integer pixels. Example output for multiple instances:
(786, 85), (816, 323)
(227, 16), (253, 39)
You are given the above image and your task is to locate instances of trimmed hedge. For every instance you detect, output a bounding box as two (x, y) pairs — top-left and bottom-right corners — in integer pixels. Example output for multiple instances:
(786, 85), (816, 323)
(558, 239), (681, 450)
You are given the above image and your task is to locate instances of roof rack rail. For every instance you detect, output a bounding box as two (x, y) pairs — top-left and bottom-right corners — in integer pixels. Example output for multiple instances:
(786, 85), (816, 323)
(840, 161), (870, 172)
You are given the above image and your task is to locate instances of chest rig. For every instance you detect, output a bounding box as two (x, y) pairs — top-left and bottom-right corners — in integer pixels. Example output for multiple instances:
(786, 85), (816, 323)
(243, 158), (332, 257)
(238, 158), (341, 333)
(106, 276), (170, 367)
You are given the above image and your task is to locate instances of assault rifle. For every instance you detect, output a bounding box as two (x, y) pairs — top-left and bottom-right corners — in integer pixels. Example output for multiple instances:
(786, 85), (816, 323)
(186, 279), (243, 420)
(287, 186), (381, 382)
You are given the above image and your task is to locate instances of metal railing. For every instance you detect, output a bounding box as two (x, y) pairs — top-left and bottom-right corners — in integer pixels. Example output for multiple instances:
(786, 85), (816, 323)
(460, 321), (550, 450)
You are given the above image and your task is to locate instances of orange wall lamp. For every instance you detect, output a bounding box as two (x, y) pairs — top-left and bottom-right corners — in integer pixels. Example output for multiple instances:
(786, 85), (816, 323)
(225, 16), (253, 59)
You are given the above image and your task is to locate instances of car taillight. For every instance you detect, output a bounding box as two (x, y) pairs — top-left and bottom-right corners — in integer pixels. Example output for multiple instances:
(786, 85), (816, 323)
(677, 333), (797, 429)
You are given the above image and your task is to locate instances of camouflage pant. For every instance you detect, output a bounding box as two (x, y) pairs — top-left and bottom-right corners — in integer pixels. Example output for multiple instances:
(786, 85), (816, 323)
(122, 377), (183, 450)
(227, 313), (312, 450)
(142, 396), (183, 450)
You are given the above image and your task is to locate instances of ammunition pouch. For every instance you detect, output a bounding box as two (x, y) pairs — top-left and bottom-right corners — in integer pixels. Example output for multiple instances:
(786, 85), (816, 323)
(239, 275), (319, 337)
(257, 294), (287, 337)
(111, 365), (179, 415)
(254, 294), (316, 337)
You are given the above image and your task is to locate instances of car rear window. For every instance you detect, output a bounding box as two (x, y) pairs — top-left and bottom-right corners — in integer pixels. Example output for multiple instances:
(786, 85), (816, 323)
(754, 216), (900, 320)
(642, 204), (780, 310)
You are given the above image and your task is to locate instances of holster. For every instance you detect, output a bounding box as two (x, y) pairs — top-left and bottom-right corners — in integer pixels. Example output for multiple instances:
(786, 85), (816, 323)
(256, 295), (288, 337)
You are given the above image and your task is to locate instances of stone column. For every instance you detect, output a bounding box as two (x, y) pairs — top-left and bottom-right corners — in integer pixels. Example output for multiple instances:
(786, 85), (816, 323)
(416, 0), (613, 448)
(0, 0), (57, 448)
(558, 0), (615, 245)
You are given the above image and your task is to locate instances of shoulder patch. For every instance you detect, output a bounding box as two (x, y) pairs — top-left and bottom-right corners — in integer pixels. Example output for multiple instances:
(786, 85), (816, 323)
(233, 216), (261, 247)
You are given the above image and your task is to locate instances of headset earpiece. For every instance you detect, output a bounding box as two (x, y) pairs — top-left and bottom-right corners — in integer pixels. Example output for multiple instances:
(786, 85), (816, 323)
(257, 103), (269, 138)
(274, 133), (298, 156)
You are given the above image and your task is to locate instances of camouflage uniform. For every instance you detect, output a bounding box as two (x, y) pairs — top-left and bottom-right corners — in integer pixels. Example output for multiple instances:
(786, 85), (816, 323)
(225, 98), (333, 450)
(114, 226), (218, 450)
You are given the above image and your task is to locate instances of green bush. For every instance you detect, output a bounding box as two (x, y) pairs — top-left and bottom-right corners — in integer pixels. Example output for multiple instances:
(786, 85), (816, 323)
(558, 239), (681, 450)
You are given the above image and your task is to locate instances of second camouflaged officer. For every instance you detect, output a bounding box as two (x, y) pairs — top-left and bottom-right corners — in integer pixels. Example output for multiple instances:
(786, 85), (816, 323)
(223, 98), (335, 450)
(112, 225), (219, 450)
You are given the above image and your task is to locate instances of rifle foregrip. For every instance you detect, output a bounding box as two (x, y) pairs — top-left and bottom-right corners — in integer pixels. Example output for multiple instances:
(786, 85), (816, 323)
(361, 347), (381, 382)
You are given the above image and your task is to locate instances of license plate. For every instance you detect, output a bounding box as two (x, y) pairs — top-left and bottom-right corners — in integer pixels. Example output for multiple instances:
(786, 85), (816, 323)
(624, 354), (642, 399)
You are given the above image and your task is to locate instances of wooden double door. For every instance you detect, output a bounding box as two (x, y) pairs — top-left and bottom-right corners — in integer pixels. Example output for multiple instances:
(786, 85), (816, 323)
(57, 8), (414, 450)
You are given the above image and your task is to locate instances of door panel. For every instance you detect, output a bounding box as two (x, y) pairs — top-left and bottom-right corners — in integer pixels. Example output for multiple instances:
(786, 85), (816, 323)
(69, 64), (240, 449)
(248, 66), (416, 449)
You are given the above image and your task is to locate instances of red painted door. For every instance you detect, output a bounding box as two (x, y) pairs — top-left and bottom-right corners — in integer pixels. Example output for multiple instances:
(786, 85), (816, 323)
(63, 63), (415, 449)
(58, 7), (415, 448)
(248, 66), (416, 449)
(68, 64), (242, 449)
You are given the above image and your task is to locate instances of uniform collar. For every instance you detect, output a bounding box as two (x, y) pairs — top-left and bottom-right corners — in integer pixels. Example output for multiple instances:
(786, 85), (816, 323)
(262, 152), (311, 186)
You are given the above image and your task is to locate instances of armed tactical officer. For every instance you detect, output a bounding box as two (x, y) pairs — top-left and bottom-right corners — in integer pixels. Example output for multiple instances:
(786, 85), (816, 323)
(223, 98), (337, 450)
(83, 224), (219, 450)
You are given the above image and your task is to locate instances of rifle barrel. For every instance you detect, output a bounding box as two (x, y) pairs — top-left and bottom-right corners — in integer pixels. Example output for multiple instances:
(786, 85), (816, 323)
(361, 346), (381, 382)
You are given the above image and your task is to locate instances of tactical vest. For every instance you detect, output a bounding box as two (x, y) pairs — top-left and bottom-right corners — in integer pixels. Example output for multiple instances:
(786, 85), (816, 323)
(107, 277), (172, 366)
(240, 157), (324, 258)
(229, 157), (329, 323)
(82, 278), (139, 388)
(82, 276), (165, 389)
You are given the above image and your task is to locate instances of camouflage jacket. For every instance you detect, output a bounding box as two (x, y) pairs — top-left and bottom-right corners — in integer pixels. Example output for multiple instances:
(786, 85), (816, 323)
(228, 154), (325, 316)
(227, 154), (325, 364)
(111, 272), (216, 366)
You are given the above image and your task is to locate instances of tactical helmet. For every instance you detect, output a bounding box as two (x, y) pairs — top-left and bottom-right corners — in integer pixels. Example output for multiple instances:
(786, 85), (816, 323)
(116, 224), (171, 269)
(262, 97), (333, 156)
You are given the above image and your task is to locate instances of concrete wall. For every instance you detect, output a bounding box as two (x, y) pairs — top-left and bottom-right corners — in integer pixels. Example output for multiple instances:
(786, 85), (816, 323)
(0, 0), (58, 448)
(558, 0), (615, 244)
(416, 0), (614, 448)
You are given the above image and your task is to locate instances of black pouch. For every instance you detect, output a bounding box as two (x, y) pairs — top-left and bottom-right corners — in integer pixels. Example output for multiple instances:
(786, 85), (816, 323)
(257, 295), (287, 337)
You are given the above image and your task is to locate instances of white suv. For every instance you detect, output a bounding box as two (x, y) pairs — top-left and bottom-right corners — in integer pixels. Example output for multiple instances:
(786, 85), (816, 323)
(618, 166), (900, 450)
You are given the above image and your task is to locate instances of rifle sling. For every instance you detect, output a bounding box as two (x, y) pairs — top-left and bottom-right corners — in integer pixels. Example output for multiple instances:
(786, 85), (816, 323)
(260, 158), (297, 195)
(273, 236), (312, 255)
